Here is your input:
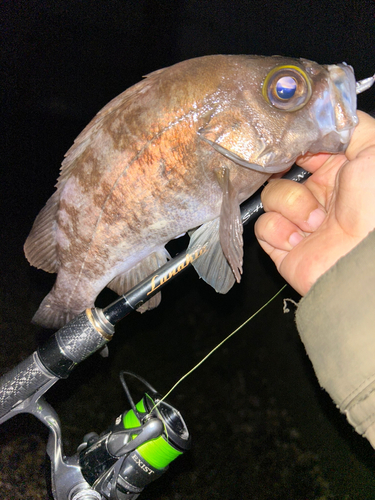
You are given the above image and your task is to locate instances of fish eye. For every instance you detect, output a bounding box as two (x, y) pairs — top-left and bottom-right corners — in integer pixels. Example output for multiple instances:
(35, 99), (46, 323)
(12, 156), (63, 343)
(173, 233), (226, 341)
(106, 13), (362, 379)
(262, 65), (312, 111)
(275, 76), (297, 99)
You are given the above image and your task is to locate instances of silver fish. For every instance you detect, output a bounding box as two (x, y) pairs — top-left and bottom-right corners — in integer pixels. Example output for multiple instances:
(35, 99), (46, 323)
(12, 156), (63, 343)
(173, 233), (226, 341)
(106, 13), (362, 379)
(24, 55), (358, 329)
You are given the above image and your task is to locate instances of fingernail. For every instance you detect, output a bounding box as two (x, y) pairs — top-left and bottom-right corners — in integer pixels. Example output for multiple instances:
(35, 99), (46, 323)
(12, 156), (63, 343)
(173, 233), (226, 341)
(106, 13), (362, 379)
(289, 232), (304, 247)
(307, 208), (326, 230)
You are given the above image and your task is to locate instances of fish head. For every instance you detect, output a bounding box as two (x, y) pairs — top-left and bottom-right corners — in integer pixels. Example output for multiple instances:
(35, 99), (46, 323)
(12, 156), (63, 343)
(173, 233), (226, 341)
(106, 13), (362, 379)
(200, 56), (358, 174)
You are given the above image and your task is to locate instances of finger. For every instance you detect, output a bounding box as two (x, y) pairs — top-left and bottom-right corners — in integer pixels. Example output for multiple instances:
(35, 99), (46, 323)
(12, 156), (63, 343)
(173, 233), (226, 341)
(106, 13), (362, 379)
(296, 112), (375, 170)
(296, 152), (332, 172)
(301, 112), (375, 219)
(261, 179), (326, 233)
(254, 214), (292, 274)
(255, 211), (305, 253)
(335, 152), (375, 237)
(346, 111), (375, 161)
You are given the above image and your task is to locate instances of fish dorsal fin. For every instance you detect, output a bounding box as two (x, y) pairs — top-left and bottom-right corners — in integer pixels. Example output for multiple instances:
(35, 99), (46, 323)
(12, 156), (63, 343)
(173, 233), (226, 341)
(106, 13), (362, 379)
(24, 191), (59, 273)
(107, 247), (170, 313)
(219, 166), (243, 282)
(188, 217), (236, 294)
(58, 72), (166, 188)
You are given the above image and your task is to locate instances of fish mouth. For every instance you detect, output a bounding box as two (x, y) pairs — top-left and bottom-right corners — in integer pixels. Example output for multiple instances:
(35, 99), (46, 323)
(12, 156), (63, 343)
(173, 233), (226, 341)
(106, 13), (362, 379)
(308, 63), (358, 154)
(333, 67), (374, 145)
(326, 63), (358, 133)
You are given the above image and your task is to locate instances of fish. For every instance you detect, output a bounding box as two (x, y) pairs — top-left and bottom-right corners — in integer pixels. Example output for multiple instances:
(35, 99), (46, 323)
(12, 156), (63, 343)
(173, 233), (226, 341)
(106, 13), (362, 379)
(24, 55), (358, 329)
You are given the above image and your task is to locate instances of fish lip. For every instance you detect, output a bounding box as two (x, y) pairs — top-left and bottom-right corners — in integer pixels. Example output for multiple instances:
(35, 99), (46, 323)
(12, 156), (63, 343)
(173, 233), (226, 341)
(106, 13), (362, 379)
(326, 63), (358, 133)
(338, 128), (352, 144)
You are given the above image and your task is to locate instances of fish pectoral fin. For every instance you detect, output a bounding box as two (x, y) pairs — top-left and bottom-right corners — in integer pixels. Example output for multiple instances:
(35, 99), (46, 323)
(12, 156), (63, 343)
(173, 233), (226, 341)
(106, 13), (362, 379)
(188, 217), (236, 294)
(24, 191), (59, 273)
(188, 168), (243, 293)
(107, 247), (170, 313)
(219, 167), (243, 283)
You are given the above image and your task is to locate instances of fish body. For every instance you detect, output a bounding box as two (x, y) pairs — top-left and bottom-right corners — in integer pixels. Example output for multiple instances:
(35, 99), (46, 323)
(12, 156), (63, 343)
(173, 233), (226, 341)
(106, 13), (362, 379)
(24, 55), (358, 328)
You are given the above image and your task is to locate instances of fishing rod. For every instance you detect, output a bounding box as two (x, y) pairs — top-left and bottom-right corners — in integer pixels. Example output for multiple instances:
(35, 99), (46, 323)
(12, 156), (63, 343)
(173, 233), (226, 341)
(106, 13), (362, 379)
(0, 165), (310, 500)
(0, 165), (327, 500)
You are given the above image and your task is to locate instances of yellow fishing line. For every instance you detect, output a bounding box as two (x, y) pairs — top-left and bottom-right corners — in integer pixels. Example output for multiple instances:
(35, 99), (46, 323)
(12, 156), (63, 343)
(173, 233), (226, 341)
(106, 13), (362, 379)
(153, 284), (287, 410)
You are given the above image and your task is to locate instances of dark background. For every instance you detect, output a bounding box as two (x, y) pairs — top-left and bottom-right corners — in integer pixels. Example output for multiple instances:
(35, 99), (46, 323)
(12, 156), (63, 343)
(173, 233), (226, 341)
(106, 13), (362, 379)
(1, 1), (375, 499)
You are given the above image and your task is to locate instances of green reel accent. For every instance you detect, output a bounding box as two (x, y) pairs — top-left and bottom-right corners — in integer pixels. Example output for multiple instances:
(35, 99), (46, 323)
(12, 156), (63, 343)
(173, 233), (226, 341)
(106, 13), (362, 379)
(122, 397), (182, 470)
(138, 433), (182, 470)
(123, 399), (145, 428)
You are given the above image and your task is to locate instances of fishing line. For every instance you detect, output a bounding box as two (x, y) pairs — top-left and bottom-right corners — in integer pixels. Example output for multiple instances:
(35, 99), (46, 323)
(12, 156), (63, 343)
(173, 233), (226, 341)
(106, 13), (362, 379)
(152, 283), (288, 412)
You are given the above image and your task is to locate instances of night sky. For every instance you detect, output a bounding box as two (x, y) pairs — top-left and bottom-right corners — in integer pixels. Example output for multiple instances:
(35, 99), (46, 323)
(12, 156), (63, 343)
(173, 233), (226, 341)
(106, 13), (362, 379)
(1, 2), (375, 499)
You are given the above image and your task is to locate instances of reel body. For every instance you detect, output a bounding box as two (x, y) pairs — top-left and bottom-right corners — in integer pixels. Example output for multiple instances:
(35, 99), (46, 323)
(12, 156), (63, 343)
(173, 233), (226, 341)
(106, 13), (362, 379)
(77, 393), (190, 499)
(44, 373), (190, 500)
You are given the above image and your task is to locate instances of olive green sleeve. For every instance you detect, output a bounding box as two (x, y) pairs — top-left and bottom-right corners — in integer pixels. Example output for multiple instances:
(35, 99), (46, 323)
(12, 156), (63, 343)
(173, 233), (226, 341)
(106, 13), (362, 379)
(296, 229), (375, 448)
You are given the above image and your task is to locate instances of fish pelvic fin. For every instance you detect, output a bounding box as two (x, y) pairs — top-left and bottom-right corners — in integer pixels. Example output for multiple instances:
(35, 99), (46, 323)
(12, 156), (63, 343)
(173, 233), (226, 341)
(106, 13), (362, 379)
(107, 248), (170, 313)
(24, 191), (59, 273)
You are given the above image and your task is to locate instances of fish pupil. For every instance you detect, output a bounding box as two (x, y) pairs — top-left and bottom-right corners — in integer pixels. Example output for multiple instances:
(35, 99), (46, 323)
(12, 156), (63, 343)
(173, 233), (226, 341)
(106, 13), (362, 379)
(275, 76), (297, 99)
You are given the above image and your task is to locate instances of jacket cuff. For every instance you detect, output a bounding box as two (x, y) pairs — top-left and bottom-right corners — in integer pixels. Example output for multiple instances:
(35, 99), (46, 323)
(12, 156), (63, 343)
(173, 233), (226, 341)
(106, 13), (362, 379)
(296, 229), (375, 448)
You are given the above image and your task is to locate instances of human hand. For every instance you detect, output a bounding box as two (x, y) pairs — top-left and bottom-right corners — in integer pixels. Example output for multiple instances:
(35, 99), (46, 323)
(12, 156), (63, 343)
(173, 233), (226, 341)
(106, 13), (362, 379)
(254, 111), (375, 296)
